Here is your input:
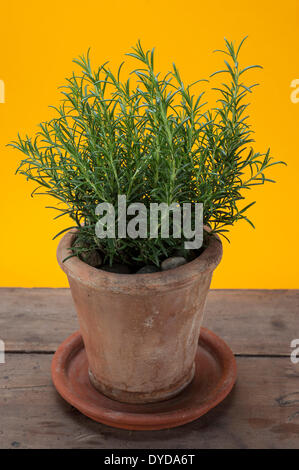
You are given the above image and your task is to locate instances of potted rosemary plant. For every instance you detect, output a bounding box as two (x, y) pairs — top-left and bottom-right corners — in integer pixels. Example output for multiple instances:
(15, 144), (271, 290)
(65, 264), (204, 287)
(11, 39), (284, 406)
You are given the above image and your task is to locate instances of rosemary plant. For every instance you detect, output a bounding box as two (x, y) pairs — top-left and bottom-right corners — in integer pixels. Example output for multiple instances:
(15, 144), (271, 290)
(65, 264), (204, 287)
(11, 38), (285, 267)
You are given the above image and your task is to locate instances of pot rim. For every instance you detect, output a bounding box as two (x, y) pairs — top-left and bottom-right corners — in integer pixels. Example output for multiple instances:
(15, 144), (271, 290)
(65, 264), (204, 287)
(57, 229), (222, 293)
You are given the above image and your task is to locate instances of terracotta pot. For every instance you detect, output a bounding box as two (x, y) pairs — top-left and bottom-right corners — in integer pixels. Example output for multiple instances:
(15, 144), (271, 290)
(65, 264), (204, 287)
(57, 231), (222, 404)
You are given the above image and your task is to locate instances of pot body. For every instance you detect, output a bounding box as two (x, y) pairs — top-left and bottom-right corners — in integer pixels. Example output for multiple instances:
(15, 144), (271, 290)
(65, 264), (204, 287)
(57, 232), (222, 403)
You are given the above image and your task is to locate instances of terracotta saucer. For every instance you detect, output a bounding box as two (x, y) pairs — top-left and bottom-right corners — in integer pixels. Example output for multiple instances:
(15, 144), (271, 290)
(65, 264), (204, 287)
(51, 328), (237, 430)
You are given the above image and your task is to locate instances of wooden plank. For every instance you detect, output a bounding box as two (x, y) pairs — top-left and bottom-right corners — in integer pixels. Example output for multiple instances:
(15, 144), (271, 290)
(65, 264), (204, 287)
(0, 288), (77, 352)
(0, 288), (298, 355)
(0, 353), (299, 449)
(204, 289), (299, 356)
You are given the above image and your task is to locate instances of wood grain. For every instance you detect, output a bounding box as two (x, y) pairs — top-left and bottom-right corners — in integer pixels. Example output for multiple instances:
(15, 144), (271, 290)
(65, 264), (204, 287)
(0, 288), (298, 355)
(1, 353), (299, 449)
(1, 288), (298, 448)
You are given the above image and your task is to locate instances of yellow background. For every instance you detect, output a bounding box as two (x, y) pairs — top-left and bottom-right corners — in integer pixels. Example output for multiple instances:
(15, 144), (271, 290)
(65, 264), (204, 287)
(1, 0), (298, 288)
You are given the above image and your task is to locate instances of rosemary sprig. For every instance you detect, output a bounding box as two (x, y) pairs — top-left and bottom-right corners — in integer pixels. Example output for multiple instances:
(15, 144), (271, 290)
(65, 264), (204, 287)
(10, 38), (285, 266)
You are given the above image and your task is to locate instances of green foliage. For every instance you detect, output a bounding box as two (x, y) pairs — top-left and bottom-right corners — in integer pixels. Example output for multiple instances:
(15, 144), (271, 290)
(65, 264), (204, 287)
(10, 38), (285, 267)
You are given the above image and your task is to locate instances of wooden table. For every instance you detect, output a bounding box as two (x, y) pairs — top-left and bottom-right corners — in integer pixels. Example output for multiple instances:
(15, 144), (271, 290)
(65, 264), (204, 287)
(1, 288), (298, 449)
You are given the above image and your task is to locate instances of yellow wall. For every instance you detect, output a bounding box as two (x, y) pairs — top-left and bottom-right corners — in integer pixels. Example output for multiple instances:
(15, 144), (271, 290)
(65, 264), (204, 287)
(1, 0), (298, 288)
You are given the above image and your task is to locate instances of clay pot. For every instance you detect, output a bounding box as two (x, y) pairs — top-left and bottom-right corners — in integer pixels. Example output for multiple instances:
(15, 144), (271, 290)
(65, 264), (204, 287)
(57, 230), (222, 404)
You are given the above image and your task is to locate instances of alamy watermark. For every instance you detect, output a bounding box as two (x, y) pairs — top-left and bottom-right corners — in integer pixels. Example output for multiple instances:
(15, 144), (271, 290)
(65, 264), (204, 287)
(290, 79), (299, 103)
(0, 80), (4, 103)
(0, 339), (5, 364)
(95, 195), (203, 249)
(290, 339), (299, 364)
